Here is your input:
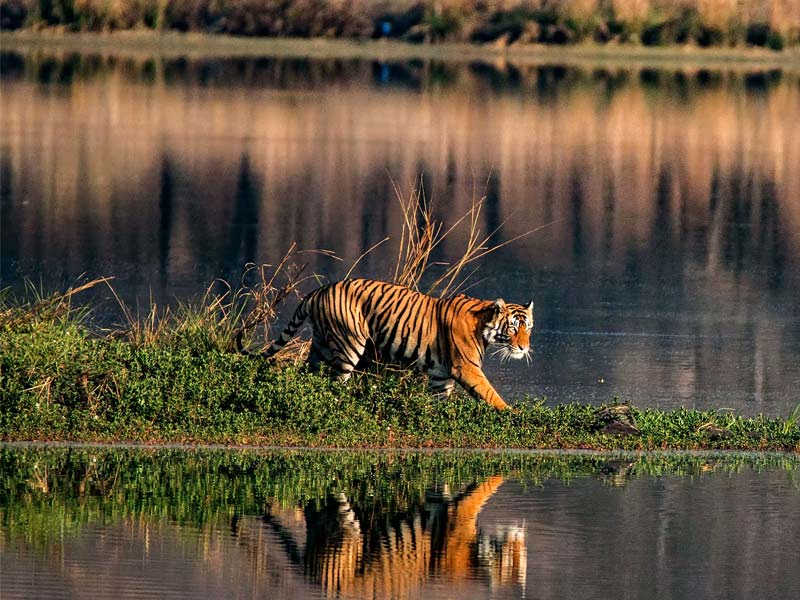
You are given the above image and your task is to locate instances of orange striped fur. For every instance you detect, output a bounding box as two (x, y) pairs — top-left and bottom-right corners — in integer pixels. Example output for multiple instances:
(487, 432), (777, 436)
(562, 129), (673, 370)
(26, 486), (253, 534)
(238, 279), (534, 409)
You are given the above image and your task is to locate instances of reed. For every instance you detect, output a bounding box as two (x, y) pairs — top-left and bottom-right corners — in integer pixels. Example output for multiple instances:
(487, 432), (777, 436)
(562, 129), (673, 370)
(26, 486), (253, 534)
(390, 177), (538, 297)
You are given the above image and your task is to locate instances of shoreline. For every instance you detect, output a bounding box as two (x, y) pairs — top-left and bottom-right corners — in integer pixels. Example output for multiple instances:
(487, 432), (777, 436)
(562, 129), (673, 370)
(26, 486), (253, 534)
(3, 30), (799, 70)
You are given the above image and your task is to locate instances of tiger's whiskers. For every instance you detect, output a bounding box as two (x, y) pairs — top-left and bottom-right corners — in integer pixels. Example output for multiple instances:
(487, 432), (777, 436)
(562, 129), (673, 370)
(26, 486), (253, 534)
(490, 346), (513, 363)
(490, 345), (532, 365)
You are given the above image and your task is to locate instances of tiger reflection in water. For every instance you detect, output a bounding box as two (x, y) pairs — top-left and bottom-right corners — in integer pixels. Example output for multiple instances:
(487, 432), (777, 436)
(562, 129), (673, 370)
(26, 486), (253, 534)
(234, 476), (526, 598)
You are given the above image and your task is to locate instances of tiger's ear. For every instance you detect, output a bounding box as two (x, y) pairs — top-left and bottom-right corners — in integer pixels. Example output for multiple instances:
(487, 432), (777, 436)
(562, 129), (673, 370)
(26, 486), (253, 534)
(527, 300), (534, 315)
(494, 298), (506, 312)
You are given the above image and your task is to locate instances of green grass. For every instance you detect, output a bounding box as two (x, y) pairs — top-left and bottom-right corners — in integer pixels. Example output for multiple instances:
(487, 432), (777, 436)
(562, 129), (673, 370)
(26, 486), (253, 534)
(2, 287), (798, 451)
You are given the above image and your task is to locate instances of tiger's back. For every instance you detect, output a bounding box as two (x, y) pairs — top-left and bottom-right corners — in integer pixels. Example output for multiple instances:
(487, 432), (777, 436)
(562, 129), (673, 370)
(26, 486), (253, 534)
(239, 278), (534, 410)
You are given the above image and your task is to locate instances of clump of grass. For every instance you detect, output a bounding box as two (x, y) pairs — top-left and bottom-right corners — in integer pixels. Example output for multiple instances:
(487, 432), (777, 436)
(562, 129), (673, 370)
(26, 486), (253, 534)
(105, 280), (240, 351)
(232, 243), (322, 363)
(784, 404), (800, 436)
(390, 177), (541, 297)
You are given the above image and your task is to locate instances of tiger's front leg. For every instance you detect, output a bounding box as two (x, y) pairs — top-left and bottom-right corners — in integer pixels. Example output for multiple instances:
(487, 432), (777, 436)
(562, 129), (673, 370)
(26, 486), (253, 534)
(452, 364), (510, 410)
(428, 374), (456, 398)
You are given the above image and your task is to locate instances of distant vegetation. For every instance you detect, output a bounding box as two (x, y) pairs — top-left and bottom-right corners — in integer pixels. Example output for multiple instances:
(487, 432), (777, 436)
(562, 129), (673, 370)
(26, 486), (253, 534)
(1, 1), (797, 50)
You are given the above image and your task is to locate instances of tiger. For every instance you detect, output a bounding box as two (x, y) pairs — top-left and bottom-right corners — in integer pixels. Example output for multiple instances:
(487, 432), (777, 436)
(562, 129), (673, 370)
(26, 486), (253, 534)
(236, 278), (534, 410)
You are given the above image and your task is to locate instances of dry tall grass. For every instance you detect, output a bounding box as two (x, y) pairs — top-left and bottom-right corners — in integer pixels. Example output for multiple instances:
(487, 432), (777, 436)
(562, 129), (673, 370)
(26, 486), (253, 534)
(0, 276), (111, 329)
(390, 179), (541, 297)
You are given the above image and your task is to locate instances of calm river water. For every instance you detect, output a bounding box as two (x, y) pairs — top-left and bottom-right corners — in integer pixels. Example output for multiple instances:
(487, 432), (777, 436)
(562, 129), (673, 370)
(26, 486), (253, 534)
(1, 49), (799, 415)
(1, 445), (799, 600)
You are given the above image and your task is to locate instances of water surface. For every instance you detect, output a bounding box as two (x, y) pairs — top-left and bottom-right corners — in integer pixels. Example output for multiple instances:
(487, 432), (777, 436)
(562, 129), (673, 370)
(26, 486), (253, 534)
(1, 445), (798, 600)
(1, 51), (799, 414)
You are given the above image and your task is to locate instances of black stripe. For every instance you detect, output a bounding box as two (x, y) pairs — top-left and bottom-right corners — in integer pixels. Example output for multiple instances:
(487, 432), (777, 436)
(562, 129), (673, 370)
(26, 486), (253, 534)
(385, 292), (417, 358)
(424, 346), (433, 370)
(372, 288), (405, 349)
(404, 306), (425, 364)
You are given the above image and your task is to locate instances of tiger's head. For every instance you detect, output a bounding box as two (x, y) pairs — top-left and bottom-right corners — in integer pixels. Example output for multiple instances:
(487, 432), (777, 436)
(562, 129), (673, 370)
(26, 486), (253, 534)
(482, 299), (534, 362)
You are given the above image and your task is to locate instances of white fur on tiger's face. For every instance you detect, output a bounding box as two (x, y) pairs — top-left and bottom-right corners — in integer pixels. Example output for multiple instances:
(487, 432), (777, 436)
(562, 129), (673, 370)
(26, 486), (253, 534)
(482, 298), (534, 363)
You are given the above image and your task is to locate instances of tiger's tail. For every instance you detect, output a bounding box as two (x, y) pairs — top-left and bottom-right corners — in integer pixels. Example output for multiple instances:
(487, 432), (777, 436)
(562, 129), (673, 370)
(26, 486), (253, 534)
(235, 291), (316, 359)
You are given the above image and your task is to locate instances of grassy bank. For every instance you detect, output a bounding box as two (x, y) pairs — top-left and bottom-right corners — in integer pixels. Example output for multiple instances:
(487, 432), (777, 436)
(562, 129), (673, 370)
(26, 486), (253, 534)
(2, 1), (798, 51)
(2, 284), (798, 451)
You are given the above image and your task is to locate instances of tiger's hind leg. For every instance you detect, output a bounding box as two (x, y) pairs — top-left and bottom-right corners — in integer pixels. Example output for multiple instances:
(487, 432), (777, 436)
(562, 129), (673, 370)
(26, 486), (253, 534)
(306, 342), (327, 373)
(305, 338), (362, 381)
(326, 335), (369, 382)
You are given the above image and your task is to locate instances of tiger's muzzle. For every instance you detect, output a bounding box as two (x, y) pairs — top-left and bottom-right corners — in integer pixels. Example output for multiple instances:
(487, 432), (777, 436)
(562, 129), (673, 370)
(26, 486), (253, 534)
(510, 345), (530, 359)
